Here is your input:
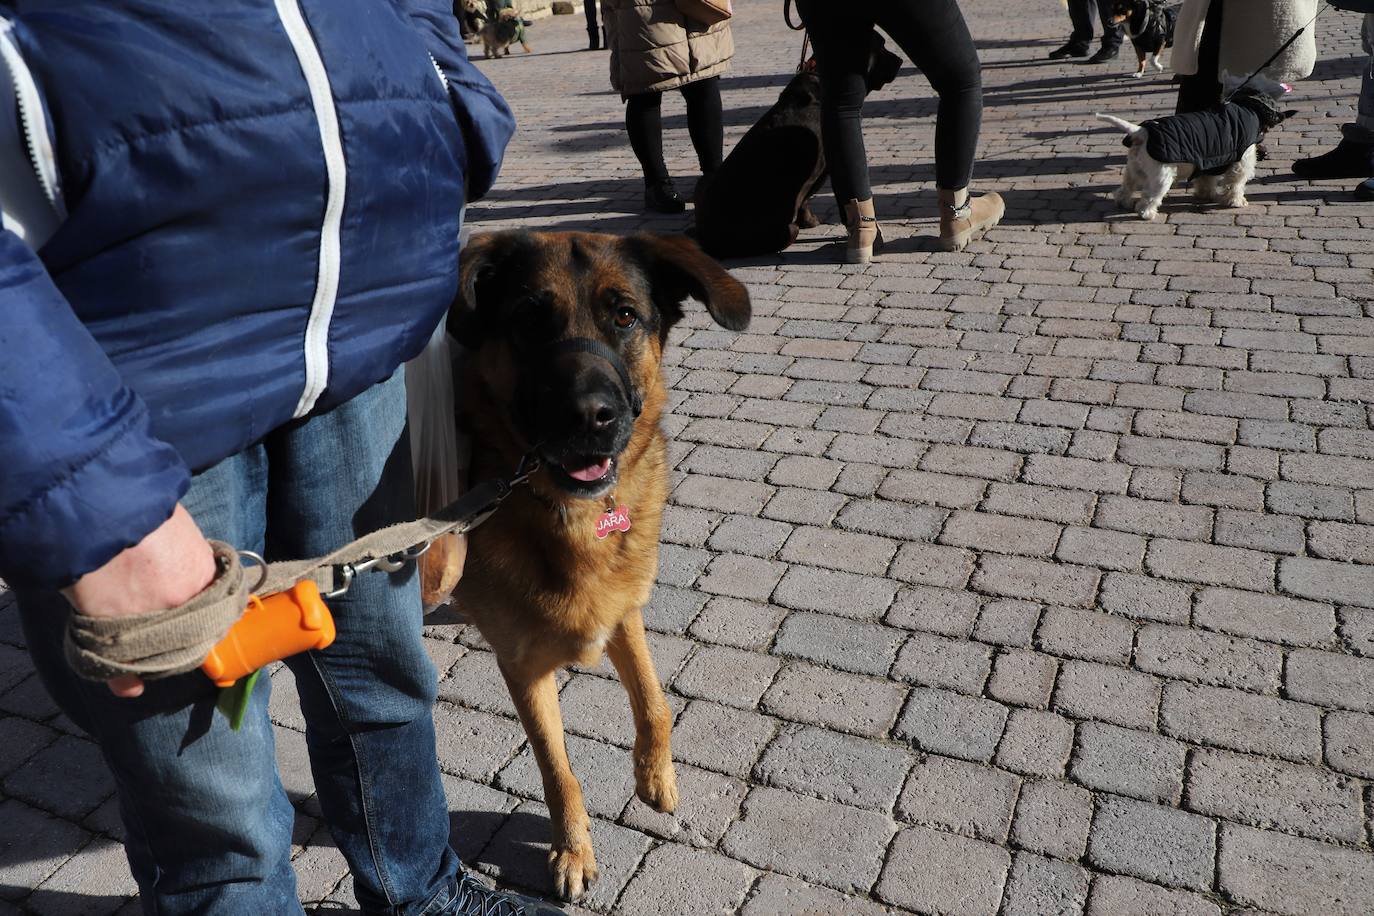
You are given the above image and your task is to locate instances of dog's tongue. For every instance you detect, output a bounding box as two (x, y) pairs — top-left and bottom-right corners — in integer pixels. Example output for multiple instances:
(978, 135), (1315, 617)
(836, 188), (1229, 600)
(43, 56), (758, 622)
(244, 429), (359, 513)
(563, 457), (612, 482)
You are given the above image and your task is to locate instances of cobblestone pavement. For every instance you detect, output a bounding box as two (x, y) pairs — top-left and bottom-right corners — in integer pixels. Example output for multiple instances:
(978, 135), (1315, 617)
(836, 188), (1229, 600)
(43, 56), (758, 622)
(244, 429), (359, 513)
(3, 1), (1374, 914)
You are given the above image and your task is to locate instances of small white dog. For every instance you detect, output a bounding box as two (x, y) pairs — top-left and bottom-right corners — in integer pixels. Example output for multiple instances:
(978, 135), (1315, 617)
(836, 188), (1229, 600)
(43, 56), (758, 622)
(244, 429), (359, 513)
(1096, 74), (1293, 220)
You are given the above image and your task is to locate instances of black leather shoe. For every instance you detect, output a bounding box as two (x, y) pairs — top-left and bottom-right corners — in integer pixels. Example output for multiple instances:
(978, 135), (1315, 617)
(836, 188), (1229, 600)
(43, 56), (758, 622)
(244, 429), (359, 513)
(1087, 44), (1120, 63)
(645, 179), (686, 214)
(1048, 41), (1090, 59)
(451, 873), (565, 915)
(1293, 139), (1374, 180)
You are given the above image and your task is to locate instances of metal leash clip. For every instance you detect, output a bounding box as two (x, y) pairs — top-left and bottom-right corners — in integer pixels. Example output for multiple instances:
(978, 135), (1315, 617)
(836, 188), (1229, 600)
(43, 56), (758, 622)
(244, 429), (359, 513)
(322, 450), (541, 600)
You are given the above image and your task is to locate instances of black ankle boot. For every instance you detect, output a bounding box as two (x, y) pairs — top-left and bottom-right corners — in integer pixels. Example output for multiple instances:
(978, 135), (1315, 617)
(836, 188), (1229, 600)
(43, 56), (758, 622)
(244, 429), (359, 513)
(1293, 139), (1374, 180)
(644, 179), (685, 214)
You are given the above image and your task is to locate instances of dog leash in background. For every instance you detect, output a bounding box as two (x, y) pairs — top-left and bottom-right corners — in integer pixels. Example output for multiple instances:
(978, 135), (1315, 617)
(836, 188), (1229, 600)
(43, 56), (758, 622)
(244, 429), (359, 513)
(782, 0), (809, 72)
(1223, 1), (1330, 101)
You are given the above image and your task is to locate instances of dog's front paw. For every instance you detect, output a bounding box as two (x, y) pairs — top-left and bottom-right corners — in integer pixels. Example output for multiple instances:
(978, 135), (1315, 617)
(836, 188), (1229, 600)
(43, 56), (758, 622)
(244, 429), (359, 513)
(1226, 196), (1248, 208)
(549, 839), (598, 901)
(635, 758), (679, 813)
(1138, 207), (1159, 221)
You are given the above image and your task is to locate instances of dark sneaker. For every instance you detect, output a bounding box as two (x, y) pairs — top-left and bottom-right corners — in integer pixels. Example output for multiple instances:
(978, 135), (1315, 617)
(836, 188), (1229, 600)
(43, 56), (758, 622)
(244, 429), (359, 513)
(1357, 177), (1374, 201)
(1048, 41), (1090, 59)
(1087, 44), (1120, 63)
(645, 179), (686, 214)
(450, 872), (565, 915)
(1293, 139), (1374, 180)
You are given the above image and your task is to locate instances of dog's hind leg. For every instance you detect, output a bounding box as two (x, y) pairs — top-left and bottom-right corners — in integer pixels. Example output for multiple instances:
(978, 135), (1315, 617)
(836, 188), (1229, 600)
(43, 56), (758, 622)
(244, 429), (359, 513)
(498, 662), (599, 899)
(1134, 48), (1147, 77)
(607, 611), (679, 815)
(1137, 161), (1173, 221)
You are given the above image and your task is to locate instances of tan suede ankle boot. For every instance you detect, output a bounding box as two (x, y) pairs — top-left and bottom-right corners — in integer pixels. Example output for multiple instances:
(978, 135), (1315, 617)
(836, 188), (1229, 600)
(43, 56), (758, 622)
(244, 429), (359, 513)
(937, 188), (1004, 252)
(842, 198), (883, 264)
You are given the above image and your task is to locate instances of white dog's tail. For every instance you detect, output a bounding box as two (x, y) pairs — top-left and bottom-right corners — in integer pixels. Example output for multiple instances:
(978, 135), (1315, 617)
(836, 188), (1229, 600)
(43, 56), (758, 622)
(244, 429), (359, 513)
(1096, 113), (1146, 143)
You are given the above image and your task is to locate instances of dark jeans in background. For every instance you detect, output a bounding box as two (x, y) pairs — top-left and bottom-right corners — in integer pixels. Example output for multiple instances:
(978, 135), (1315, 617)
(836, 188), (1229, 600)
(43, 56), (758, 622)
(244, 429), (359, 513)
(625, 76), (723, 183)
(794, 0), (983, 201)
(1067, 0), (1124, 51)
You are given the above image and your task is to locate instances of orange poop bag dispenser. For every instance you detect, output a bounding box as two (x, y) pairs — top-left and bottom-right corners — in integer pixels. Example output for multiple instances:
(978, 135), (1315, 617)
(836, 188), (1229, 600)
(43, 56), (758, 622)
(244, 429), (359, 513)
(201, 580), (336, 688)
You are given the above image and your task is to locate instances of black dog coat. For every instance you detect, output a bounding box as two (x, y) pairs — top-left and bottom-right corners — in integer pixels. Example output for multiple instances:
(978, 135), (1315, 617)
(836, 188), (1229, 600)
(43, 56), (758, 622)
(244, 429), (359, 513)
(1131, 103), (1263, 175)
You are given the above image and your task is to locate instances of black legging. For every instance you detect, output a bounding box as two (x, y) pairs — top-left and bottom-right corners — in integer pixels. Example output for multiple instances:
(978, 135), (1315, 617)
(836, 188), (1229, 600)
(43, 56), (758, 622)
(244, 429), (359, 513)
(794, 0), (982, 201)
(625, 77), (723, 184)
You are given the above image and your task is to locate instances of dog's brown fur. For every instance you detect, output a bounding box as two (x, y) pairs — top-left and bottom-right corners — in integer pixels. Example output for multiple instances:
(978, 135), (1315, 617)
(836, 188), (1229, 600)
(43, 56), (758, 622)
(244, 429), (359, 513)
(481, 8), (532, 59)
(421, 231), (749, 899)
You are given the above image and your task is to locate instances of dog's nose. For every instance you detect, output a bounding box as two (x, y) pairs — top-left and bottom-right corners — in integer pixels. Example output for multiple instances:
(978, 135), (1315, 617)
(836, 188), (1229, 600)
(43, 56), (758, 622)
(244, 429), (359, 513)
(575, 393), (619, 433)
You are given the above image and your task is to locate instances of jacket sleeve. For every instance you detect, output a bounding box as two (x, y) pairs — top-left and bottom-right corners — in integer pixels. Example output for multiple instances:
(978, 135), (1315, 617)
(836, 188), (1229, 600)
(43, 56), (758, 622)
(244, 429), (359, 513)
(397, 0), (515, 202)
(0, 228), (190, 591)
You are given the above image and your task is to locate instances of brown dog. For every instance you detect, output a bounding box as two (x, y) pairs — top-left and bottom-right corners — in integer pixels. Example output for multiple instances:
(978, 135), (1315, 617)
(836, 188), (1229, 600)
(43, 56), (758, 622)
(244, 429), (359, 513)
(421, 231), (750, 899)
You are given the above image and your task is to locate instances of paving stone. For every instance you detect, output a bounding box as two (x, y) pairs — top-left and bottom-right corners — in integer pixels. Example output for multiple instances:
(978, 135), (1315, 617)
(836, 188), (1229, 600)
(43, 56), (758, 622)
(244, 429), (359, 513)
(1284, 649), (1374, 713)
(559, 675), (683, 749)
(1218, 823), (1374, 916)
(1053, 661), (1161, 730)
(1279, 557), (1374, 608)
(1002, 852), (1090, 916)
(723, 786), (894, 894)
(3, 735), (115, 820)
(886, 585), (980, 636)
(1036, 606), (1133, 664)
(1159, 683), (1322, 764)
(1135, 624), (1283, 693)
(1088, 795), (1216, 891)
(972, 556), (1101, 607)
(614, 842), (757, 916)
(894, 687), (1010, 763)
(1186, 748), (1364, 844)
(771, 565), (899, 620)
(705, 515), (792, 558)
(696, 553), (787, 602)
(0, 715), (58, 779)
(441, 773), (519, 864)
(433, 702), (527, 783)
(673, 645), (781, 710)
(760, 663), (905, 738)
(996, 709), (1076, 779)
(889, 541), (977, 590)
(1145, 539), (1274, 591)
(984, 482), (1097, 525)
(778, 527), (897, 576)
(1071, 722), (1186, 805)
(772, 612), (903, 678)
(1086, 875), (1221, 916)
(940, 510), (1062, 557)
(740, 873), (889, 916)
(756, 724), (911, 814)
(876, 825), (1011, 916)
(973, 599), (1043, 647)
(1323, 710), (1374, 779)
(642, 585), (710, 635)
(834, 499), (946, 541)
(1097, 572), (1193, 625)
(0, 799), (89, 903)
(1192, 587), (1336, 648)
(1009, 773), (1095, 864)
(1056, 525), (1146, 571)
(669, 701), (778, 779)
(897, 754), (1021, 842)
(688, 597), (786, 651)
(890, 631), (992, 695)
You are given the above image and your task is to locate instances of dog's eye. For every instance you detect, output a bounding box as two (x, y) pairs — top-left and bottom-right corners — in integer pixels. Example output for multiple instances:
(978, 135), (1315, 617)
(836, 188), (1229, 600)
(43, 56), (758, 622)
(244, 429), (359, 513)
(614, 307), (639, 330)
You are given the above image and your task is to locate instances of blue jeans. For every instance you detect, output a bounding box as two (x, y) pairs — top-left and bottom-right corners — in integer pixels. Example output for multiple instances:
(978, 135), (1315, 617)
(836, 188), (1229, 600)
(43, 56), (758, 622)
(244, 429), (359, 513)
(1345, 14), (1374, 144)
(15, 371), (465, 915)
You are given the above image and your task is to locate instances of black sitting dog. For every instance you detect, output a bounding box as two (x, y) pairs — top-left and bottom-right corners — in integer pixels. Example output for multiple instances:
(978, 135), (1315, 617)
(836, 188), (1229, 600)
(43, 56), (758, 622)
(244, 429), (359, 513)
(693, 34), (902, 258)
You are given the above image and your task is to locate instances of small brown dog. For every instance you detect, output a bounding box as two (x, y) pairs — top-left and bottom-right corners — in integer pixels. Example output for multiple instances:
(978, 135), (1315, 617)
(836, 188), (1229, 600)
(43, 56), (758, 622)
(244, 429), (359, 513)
(481, 7), (532, 59)
(421, 231), (750, 899)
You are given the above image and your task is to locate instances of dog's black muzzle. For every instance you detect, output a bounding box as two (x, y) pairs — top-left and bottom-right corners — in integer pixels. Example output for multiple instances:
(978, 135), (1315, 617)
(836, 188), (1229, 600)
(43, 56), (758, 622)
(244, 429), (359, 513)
(522, 337), (641, 498)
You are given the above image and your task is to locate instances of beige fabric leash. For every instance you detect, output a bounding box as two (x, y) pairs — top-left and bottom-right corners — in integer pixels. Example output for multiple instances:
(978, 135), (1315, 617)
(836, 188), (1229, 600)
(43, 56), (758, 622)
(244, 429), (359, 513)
(65, 461), (537, 682)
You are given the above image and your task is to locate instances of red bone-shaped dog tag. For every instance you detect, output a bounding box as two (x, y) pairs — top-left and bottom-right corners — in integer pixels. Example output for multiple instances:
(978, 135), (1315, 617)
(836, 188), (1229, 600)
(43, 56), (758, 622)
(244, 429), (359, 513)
(595, 506), (632, 539)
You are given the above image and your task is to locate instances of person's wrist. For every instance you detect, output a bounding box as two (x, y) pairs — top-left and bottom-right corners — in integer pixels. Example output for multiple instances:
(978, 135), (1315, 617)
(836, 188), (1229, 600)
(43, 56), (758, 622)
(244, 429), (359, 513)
(62, 504), (217, 619)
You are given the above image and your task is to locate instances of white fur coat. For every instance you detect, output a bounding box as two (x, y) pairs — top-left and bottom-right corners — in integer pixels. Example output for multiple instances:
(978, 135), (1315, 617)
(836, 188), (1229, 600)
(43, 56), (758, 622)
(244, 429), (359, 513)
(1170, 0), (1318, 82)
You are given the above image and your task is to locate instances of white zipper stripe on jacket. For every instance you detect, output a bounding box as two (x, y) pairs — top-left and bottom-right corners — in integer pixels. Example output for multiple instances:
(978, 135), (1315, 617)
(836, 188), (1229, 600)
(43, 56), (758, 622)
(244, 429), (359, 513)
(275, 0), (347, 419)
(0, 17), (66, 221)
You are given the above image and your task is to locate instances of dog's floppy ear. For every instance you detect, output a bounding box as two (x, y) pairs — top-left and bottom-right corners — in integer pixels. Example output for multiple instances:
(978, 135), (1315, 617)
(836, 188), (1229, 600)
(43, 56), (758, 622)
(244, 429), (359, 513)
(625, 233), (751, 337)
(450, 231), (531, 347)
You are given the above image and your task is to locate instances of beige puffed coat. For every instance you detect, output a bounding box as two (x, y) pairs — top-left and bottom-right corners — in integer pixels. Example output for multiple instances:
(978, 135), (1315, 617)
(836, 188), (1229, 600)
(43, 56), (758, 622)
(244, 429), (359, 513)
(603, 0), (734, 98)
(1170, 0), (1318, 83)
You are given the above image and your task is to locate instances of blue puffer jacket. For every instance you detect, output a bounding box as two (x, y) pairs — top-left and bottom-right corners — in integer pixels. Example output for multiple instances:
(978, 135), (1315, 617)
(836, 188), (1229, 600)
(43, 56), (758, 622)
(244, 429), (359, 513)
(0, 0), (513, 590)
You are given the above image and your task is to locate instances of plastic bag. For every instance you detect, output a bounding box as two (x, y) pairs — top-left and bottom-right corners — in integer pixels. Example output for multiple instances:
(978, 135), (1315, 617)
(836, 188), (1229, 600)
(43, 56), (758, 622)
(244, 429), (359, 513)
(405, 319), (470, 611)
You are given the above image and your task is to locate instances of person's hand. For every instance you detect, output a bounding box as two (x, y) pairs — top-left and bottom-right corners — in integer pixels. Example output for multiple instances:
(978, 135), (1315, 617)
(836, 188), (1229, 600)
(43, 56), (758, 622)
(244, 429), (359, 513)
(61, 503), (217, 698)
